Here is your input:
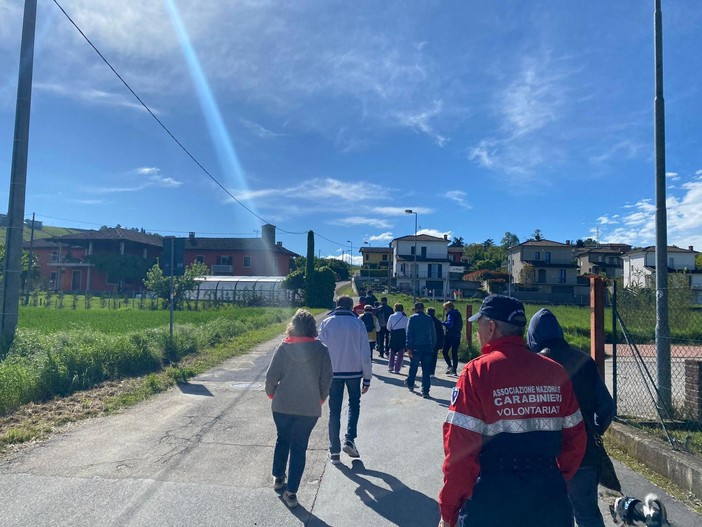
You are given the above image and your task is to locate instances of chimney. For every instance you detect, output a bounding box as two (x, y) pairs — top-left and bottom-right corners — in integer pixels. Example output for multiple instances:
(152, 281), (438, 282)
(189, 232), (196, 246)
(277, 241), (282, 247)
(262, 224), (275, 245)
(443, 234), (448, 240)
(690, 245), (694, 252)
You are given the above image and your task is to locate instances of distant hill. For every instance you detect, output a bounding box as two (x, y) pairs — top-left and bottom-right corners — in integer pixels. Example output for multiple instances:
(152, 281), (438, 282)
(0, 224), (87, 243)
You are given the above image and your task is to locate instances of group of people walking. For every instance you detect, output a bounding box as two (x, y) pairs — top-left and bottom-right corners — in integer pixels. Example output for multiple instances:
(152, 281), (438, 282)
(265, 293), (614, 527)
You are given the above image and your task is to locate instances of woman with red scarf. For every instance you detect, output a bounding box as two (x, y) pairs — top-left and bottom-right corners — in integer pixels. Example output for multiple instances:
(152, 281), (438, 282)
(265, 309), (333, 508)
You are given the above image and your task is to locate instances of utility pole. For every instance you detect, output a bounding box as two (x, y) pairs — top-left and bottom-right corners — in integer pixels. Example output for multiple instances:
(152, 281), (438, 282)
(654, 0), (671, 411)
(1, 0), (37, 349)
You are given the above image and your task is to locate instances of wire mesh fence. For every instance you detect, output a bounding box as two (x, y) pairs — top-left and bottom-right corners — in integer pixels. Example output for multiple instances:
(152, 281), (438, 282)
(613, 278), (702, 453)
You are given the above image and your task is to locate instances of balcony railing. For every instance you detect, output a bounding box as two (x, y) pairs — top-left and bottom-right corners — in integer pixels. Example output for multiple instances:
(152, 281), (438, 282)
(211, 264), (233, 274)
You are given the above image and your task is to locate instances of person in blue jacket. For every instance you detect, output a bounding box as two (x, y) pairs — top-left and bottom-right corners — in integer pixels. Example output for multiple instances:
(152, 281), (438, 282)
(527, 308), (614, 527)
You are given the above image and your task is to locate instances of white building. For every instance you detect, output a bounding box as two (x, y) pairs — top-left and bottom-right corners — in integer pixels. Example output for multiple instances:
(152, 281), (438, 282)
(623, 245), (702, 304)
(391, 234), (450, 297)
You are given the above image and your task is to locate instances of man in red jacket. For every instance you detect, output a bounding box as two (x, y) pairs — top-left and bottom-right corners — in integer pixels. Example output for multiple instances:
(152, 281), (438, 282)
(438, 295), (586, 527)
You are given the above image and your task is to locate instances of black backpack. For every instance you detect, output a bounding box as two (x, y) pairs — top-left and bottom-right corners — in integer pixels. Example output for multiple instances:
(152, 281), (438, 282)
(361, 313), (375, 332)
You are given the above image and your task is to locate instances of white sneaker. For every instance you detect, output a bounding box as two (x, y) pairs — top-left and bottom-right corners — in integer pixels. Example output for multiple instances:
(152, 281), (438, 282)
(273, 475), (285, 490)
(343, 440), (360, 458)
(328, 451), (341, 464)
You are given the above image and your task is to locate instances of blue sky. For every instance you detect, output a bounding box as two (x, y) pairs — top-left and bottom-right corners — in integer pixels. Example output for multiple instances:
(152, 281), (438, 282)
(1, 0), (701, 264)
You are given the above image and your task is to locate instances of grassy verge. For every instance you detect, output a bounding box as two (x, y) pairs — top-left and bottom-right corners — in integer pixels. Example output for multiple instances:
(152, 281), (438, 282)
(0, 320), (290, 452)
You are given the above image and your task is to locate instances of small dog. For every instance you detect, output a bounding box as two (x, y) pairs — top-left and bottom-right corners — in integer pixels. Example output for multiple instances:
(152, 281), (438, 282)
(609, 493), (670, 526)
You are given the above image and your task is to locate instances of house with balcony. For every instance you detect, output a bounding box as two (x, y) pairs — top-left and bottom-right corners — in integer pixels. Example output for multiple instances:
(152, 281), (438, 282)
(25, 227), (163, 292)
(623, 245), (702, 303)
(23, 224), (298, 293)
(184, 224), (297, 277)
(507, 239), (589, 303)
(575, 243), (631, 279)
(391, 234), (450, 296)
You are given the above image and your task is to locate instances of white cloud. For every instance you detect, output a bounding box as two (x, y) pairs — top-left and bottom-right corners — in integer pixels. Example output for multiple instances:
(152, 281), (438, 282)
(93, 167), (182, 193)
(444, 190), (471, 209)
(369, 232), (394, 242)
(599, 178), (702, 249)
(368, 206), (433, 216)
(240, 118), (285, 139)
(666, 171), (680, 181)
(333, 216), (392, 229)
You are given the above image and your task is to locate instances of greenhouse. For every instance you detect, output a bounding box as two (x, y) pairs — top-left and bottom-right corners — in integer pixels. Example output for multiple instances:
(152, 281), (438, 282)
(189, 276), (293, 306)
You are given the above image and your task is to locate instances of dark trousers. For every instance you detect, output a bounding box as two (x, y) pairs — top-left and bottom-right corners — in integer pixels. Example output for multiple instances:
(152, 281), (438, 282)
(272, 412), (319, 493)
(328, 378), (361, 454)
(459, 469), (573, 527)
(567, 466), (605, 527)
(376, 327), (389, 354)
(442, 335), (461, 370)
(429, 345), (441, 375)
(407, 348), (432, 395)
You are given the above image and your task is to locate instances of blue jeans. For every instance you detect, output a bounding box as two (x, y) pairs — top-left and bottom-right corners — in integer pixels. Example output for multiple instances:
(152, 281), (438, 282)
(407, 348), (432, 395)
(328, 378), (361, 454)
(272, 412), (318, 493)
(567, 466), (605, 527)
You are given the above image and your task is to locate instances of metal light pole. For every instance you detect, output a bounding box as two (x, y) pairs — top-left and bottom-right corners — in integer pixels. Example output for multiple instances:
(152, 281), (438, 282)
(405, 209), (418, 305)
(347, 240), (353, 274)
(654, 0), (671, 411)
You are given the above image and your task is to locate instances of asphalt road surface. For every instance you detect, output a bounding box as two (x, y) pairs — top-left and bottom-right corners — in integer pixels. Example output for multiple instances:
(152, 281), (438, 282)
(0, 330), (699, 526)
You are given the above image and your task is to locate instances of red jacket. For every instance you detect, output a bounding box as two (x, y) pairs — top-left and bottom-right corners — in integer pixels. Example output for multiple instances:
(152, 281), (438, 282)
(439, 336), (586, 525)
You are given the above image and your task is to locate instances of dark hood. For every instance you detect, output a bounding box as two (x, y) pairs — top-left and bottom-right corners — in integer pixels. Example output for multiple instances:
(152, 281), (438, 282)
(527, 308), (564, 352)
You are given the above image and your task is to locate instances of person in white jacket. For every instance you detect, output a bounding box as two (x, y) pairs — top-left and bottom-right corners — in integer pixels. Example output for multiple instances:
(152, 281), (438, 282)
(318, 296), (372, 463)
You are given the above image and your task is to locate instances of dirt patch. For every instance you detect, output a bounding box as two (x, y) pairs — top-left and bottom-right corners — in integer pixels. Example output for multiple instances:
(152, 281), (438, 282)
(0, 378), (143, 456)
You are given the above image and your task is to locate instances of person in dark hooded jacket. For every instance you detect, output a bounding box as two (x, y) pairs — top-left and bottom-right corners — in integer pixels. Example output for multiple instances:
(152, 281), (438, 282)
(527, 308), (614, 527)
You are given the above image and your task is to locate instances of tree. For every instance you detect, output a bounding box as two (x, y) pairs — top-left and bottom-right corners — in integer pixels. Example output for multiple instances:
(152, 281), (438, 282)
(448, 236), (465, 248)
(500, 232), (520, 249)
(143, 261), (209, 308)
(306, 266), (336, 309)
(464, 243), (506, 271)
(483, 238), (494, 248)
(532, 229), (543, 241)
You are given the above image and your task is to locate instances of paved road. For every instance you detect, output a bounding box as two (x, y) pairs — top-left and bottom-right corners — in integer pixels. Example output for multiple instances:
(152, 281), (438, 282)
(0, 330), (699, 526)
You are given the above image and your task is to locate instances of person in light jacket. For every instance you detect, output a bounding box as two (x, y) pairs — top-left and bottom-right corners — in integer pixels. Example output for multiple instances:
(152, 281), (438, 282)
(265, 309), (333, 509)
(319, 296), (372, 463)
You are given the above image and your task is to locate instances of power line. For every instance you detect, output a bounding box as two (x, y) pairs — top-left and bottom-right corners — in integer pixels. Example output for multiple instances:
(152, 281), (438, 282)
(50, 0), (352, 250)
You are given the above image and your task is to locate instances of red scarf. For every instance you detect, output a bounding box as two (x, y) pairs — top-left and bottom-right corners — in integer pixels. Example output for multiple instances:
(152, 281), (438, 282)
(282, 336), (317, 344)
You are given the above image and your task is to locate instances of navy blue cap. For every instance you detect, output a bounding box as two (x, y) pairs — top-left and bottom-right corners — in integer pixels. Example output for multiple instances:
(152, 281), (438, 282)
(468, 294), (527, 327)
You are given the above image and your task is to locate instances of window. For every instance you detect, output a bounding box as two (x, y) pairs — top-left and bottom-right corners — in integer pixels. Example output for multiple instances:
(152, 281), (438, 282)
(558, 269), (566, 283)
(49, 271), (57, 288)
(421, 247), (427, 258)
(669, 257), (674, 268)
(437, 264), (443, 278)
(218, 255), (232, 266)
(411, 246), (416, 255)
(364, 254), (369, 261)
(382, 254), (388, 261)
(243, 255), (252, 268)
(535, 251), (541, 260)
(195, 255), (205, 264)
(50, 250), (58, 263)
(538, 269), (546, 283)
(427, 264), (433, 278)
(545, 252), (551, 263)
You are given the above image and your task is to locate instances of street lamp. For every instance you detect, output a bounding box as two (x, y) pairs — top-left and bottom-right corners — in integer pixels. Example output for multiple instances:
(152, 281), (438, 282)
(405, 209), (418, 304)
(347, 240), (353, 271)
